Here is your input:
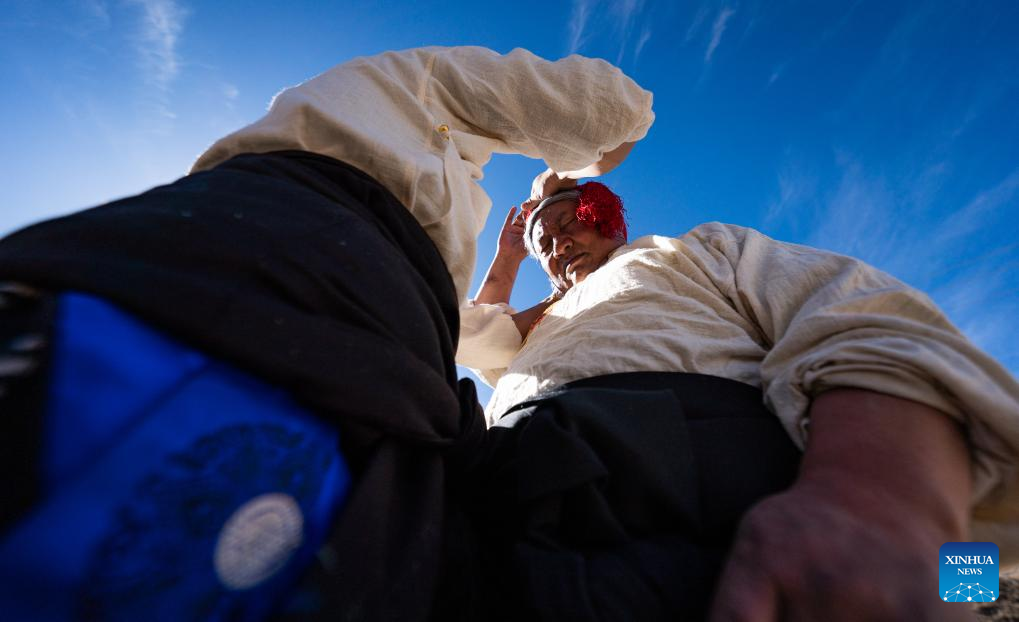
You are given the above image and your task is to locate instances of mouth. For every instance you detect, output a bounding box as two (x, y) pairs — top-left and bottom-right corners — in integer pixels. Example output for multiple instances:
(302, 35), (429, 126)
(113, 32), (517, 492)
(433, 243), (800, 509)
(562, 253), (587, 276)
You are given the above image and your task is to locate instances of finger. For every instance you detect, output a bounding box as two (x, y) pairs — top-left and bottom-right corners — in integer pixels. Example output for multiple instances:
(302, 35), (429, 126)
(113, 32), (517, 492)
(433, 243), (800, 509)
(502, 206), (518, 228)
(708, 558), (781, 622)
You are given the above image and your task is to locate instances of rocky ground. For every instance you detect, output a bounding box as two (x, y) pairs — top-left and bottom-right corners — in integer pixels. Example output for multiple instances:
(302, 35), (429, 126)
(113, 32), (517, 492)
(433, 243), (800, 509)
(974, 570), (1019, 621)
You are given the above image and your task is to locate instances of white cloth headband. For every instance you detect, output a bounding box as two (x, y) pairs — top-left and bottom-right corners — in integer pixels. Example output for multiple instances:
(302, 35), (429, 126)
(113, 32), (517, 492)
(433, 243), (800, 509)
(523, 189), (581, 256)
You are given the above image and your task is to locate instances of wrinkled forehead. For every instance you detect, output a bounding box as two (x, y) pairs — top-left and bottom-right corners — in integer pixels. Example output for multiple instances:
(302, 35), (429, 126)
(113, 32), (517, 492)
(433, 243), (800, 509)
(530, 199), (578, 244)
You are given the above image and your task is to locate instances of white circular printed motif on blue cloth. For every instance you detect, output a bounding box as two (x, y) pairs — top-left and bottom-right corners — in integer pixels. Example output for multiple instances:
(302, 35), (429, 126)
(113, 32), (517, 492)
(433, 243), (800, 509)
(214, 493), (304, 590)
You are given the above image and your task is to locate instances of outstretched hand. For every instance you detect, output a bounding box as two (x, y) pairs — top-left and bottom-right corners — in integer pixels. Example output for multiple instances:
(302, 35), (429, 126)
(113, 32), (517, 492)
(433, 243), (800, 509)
(708, 482), (975, 622)
(709, 389), (975, 622)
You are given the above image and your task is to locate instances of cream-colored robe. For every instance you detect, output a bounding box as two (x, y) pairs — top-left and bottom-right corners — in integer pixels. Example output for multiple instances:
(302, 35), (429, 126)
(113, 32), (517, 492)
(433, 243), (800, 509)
(458, 223), (1019, 562)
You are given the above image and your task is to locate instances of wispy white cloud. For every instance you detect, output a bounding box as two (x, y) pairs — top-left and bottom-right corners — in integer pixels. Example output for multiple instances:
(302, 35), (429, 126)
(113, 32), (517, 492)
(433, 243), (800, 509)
(828, 6), (939, 122)
(927, 245), (1019, 369)
(567, 0), (594, 55)
(764, 160), (817, 226)
(943, 79), (1019, 142)
(566, 0), (652, 69)
(767, 61), (786, 87)
(221, 82), (239, 110)
(757, 1), (857, 92)
(804, 157), (906, 272)
(633, 26), (652, 64)
(684, 6), (711, 43)
(773, 156), (1019, 373)
(705, 6), (736, 63)
(936, 167), (1019, 246)
(611, 0), (645, 65)
(127, 0), (187, 120)
(79, 0), (111, 28)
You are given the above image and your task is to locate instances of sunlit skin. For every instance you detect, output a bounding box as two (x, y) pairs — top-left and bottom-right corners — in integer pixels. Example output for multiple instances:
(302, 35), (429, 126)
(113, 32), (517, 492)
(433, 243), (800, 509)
(529, 199), (625, 292)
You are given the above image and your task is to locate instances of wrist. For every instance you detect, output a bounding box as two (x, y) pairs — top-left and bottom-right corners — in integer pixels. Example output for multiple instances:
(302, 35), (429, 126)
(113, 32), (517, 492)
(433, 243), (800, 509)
(800, 389), (971, 542)
(796, 467), (967, 543)
(492, 250), (526, 268)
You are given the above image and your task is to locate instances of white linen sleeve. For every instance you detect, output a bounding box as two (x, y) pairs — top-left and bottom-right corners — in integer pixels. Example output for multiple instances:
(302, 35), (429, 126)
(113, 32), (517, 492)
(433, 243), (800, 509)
(456, 301), (522, 384)
(430, 47), (655, 173)
(686, 222), (1019, 522)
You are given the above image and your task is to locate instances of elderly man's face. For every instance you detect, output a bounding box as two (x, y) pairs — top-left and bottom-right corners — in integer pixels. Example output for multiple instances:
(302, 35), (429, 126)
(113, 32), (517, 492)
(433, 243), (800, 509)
(530, 199), (624, 291)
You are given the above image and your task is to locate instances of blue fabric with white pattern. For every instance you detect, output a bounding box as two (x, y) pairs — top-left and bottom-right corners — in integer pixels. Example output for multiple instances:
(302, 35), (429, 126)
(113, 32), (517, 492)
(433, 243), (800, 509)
(0, 292), (350, 621)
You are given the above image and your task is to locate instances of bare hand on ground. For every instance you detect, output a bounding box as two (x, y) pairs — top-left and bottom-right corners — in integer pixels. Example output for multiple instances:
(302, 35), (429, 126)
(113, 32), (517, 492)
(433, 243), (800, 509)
(709, 481), (975, 622)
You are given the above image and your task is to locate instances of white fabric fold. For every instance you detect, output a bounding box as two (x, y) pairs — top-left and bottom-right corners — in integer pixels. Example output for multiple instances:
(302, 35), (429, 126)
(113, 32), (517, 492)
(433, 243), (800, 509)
(456, 301), (520, 374)
(190, 46), (655, 301)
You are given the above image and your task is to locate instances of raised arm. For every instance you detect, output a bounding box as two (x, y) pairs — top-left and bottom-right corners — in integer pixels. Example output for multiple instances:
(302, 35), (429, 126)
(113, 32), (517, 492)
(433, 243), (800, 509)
(427, 47), (653, 194)
(564, 140), (636, 178)
(475, 207), (527, 305)
(471, 205), (559, 338)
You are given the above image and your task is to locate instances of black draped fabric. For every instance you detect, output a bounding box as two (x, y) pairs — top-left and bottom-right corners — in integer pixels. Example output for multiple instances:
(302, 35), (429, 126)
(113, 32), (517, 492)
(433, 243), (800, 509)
(463, 373), (803, 622)
(0, 285), (54, 530)
(0, 151), (486, 621)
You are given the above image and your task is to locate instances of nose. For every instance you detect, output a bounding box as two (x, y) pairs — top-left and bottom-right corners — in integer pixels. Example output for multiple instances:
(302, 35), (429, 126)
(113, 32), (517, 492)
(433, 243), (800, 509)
(552, 234), (573, 258)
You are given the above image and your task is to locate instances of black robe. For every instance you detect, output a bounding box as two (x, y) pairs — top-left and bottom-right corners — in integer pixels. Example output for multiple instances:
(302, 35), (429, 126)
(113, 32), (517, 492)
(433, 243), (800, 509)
(0, 151), (486, 621)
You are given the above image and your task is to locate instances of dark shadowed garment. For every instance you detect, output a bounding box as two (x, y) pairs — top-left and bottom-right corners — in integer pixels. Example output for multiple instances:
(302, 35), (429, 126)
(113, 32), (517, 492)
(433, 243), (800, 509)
(0, 151), (799, 621)
(0, 151), (486, 621)
(460, 372), (802, 622)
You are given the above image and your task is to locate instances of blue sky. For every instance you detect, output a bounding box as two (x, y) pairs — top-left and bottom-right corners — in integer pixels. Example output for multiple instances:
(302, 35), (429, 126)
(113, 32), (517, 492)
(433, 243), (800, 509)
(2, 0), (1017, 406)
